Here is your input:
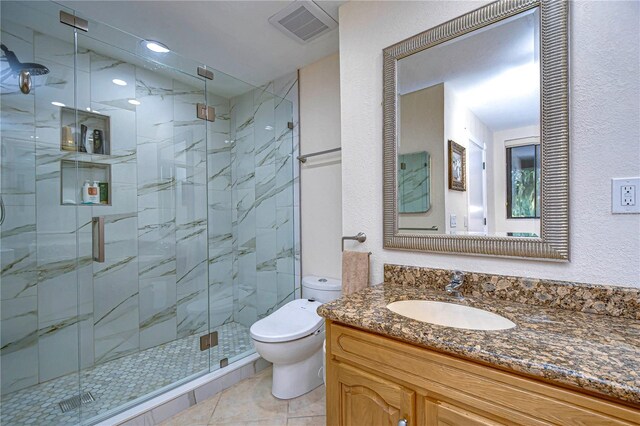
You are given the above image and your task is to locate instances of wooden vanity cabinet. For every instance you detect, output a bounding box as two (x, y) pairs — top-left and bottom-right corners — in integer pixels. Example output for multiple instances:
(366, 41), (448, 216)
(336, 362), (415, 426)
(325, 321), (640, 426)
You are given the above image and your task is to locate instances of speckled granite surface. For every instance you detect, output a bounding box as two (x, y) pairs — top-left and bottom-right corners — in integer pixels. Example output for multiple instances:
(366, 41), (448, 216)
(318, 284), (640, 405)
(384, 264), (640, 319)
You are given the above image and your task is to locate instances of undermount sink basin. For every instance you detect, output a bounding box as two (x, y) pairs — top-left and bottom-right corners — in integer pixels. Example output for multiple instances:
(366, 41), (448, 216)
(386, 300), (516, 331)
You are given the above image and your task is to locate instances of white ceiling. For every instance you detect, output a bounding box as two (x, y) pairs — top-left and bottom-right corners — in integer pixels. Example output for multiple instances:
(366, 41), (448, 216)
(58, 0), (344, 87)
(398, 8), (540, 132)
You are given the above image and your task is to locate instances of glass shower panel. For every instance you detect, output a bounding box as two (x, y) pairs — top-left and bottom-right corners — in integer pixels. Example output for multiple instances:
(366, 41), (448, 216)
(209, 80), (295, 369)
(205, 80), (235, 370)
(73, 20), (211, 423)
(1, 2), (82, 424)
(274, 94), (296, 307)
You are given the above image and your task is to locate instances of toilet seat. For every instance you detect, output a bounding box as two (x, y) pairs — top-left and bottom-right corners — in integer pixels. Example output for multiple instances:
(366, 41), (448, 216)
(250, 299), (323, 343)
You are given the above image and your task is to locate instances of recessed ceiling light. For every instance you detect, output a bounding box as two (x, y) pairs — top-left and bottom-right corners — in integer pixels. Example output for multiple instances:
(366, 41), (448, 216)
(264, 125), (274, 131)
(51, 101), (65, 107)
(128, 99), (141, 106)
(112, 78), (127, 86)
(86, 107), (91, 111)
(144, 40), (170, 53)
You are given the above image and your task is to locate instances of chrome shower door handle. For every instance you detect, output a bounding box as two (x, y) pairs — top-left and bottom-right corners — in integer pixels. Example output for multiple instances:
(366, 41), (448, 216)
(92, 216), (105, 262)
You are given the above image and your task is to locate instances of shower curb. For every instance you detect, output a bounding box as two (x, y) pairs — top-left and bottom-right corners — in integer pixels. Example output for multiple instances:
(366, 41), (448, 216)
(96, 354), (268, 426)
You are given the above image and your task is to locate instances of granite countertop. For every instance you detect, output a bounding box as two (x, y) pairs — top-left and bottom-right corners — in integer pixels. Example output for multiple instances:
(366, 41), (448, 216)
(318, 283), (640, 406)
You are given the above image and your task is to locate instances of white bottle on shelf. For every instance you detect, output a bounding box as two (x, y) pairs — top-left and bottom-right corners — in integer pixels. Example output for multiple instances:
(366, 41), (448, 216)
(82, 180), (92, 204)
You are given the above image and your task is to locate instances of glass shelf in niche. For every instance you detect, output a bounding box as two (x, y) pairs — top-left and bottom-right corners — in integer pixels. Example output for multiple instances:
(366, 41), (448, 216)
(60, 159), (112, 206)
(60, 107), (111, 155)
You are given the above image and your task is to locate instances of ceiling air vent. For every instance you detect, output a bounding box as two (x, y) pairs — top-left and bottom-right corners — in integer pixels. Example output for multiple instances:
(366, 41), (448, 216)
(269, 1), (337, 44)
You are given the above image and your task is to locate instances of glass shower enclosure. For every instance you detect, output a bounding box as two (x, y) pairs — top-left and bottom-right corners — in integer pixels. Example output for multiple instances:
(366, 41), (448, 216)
(0, 2), (296, 424)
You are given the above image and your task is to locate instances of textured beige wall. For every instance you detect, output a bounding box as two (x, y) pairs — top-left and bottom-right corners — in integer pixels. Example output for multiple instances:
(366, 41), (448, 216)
(300, 53), (342, 281)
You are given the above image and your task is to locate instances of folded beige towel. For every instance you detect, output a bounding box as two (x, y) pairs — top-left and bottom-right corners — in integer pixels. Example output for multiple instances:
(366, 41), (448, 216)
(342, 251), (370, 295)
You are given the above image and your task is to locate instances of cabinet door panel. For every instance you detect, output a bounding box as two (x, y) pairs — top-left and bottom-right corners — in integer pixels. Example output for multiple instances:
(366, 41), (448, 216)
(337, 363), (415, 426)
(425, 400), (505, 426)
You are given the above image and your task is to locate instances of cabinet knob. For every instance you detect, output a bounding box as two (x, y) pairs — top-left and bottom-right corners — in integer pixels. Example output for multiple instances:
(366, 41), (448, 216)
(398, 419), (408, 426)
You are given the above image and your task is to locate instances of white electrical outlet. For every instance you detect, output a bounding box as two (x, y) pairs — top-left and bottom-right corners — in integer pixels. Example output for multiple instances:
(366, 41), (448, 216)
(450, 214), (457, 228)
(622, 185), (635, 206)
(612, 177), (640, 214)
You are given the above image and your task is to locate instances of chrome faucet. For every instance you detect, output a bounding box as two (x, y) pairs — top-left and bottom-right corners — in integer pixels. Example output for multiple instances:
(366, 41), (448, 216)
(445, 270), (465, 299)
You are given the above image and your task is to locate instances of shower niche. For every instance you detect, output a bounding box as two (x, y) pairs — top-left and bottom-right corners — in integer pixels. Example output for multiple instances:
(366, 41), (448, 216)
(60, 160), (112, 206)
(59, 107), (113, 206)
(60, 107), (111, 155)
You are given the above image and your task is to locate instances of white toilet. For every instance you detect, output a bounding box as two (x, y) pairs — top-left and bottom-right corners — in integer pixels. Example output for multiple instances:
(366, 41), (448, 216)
(250, 276), (342, 399)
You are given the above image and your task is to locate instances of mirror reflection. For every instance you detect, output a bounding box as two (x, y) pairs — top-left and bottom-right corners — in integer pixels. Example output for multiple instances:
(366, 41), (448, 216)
(397, 7), (540, 237)
(398, 151), (430, 215)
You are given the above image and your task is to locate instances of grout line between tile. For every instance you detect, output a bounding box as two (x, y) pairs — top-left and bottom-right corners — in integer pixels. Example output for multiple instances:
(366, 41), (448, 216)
(206, 392), (222, 424)
(287, 414), (320, 419)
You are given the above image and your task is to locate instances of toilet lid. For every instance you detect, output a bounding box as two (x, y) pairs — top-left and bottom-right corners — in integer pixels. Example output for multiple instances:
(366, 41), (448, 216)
(250, 299), (323, 343)
(302, 276), (342, 292)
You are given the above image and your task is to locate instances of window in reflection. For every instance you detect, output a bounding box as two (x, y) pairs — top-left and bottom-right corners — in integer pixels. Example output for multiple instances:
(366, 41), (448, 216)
(507, 144), (540, 219)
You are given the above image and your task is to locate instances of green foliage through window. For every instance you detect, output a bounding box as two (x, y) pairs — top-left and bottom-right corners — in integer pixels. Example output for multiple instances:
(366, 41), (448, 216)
(507, 144), (540, 219)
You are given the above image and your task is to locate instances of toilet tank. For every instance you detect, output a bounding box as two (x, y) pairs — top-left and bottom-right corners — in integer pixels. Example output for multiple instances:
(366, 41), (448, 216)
(302, 276), (342, 303)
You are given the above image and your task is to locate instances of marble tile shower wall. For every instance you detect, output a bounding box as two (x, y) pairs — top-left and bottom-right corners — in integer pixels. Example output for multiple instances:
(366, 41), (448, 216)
(0, 28), (226, 394)
(226, 74), (299, 329)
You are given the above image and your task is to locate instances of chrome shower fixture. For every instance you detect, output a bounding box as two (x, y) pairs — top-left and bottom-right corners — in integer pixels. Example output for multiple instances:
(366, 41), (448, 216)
(1, 43), (50, 94)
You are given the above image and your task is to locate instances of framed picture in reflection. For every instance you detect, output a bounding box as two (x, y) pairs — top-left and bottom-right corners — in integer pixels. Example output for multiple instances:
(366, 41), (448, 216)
(448, 139), (466, 191)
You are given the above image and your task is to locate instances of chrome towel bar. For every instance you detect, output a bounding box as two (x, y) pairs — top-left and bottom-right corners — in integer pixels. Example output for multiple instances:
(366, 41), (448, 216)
(399, 226), (439, 231)
(297, 147), (341, 163)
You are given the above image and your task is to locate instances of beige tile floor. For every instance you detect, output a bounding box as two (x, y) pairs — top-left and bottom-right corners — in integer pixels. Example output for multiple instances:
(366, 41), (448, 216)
(161, 368), (326, 426)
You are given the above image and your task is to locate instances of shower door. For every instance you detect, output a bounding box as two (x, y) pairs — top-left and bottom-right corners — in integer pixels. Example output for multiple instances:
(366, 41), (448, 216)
(74, 17), (212, 424)
(1, 2), (83, 425)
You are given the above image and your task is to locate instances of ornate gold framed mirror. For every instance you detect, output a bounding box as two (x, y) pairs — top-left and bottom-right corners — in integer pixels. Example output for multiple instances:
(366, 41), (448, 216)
(383, 0), (569, 260)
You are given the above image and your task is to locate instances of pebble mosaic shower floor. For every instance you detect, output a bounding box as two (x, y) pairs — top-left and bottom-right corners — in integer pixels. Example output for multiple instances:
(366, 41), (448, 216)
(0, 322), (253, 426)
